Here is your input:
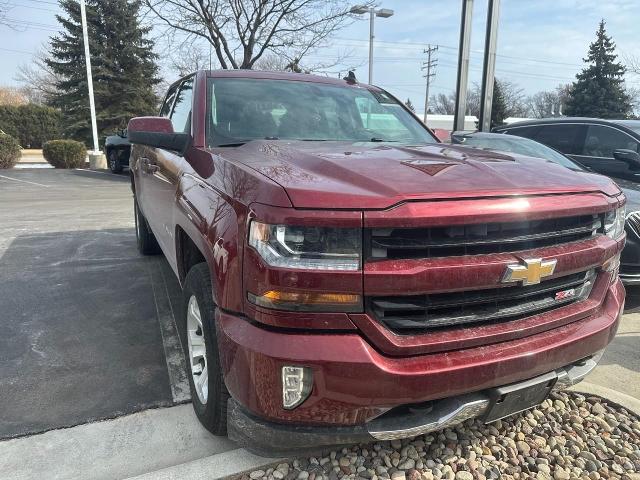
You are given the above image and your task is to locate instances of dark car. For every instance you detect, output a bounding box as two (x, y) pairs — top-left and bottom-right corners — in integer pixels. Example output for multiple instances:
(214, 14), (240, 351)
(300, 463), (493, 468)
(451, 131), (640, 284)
(105, 129), (131, 173)
(493, 118), (640, 182)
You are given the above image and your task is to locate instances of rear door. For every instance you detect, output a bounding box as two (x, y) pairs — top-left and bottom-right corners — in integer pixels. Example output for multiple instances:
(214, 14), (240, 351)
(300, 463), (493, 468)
(573, 124), (640, 180)
(144, 76), (195, 263)
(533, 124), (586, 159)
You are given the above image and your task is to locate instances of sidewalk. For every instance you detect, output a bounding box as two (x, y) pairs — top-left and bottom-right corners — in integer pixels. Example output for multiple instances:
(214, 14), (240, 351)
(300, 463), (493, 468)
(0, 404), (279, 480)
(18, 149), (47, 163)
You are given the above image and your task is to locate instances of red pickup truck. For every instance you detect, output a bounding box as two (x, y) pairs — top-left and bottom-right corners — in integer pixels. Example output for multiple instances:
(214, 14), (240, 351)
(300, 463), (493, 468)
(128, 70), (625, 455)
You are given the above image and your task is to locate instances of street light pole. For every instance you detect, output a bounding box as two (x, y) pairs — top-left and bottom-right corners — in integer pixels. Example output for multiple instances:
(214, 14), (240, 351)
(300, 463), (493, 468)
(79, 0), (99, 155)
(368, 9), (374, 84)
(350, 5), (394, 84)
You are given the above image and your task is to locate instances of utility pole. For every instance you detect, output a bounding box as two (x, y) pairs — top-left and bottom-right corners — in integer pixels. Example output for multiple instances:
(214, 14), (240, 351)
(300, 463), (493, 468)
(79, 0), (99, 155)
(453, 0), (474, 132)
(422, 45), (438, 124)
(478, 0), (501, 132)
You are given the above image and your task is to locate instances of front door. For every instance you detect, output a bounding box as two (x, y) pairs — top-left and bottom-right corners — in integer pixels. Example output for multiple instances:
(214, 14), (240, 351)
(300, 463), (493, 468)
(143, 76), (195, 264)
(571, 124), (640, 181)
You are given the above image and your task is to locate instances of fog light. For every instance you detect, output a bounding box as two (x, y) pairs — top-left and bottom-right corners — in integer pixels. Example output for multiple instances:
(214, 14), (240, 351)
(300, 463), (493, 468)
(282, 366), (312, 410)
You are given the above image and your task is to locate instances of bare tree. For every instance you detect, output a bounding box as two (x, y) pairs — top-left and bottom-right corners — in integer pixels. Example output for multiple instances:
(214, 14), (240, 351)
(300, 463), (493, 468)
(144, 0), (366, 70)
(0, 1), (10, 25)
(0, 86), (28, 106)
(14, 47), (62, 105)
(499, 80), (528, 118)
(526, 84), (571, 118)
(170, 42), (214, 76)
(429, 92), (456, 115)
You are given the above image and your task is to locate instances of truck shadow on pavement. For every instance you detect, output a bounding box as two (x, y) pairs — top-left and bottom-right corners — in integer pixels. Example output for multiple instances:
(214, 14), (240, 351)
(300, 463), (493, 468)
(0, 228), (187, 440)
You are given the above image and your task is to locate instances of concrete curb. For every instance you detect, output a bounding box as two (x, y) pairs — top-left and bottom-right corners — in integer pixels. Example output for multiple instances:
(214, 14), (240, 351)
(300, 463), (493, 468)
(571, 381), (640, 416)
(125, 449), (283, 480)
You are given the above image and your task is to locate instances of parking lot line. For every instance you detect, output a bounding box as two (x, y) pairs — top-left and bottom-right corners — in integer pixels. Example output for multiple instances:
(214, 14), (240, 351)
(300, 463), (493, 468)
(147, 260), (191, 404)
(0, 173), (50, 187)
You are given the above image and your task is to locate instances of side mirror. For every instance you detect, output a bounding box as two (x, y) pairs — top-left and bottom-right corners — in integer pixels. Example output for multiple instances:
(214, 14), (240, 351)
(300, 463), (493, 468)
(613, 148), (640, 165)
(127, 117), (191, 156)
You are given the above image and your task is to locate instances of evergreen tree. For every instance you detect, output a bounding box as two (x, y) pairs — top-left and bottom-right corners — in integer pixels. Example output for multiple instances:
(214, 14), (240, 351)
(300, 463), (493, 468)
(565, 20), (631, 118)
(491, 80), (507, 127)
(46, 0), (159, 144)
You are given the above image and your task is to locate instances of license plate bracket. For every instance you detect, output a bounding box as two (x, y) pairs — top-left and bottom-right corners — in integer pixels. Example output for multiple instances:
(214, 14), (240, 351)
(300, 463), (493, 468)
(484, 371), (557, 423)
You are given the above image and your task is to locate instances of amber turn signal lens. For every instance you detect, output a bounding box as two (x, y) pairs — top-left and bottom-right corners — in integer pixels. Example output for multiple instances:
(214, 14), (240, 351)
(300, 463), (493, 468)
(248, 290), (362, 312)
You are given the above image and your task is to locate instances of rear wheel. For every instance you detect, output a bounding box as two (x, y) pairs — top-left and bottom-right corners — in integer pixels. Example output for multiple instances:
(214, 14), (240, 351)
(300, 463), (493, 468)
(108, 150), (123, 174)
(182, 262), (228, 435)
(134, 197), (160, 255)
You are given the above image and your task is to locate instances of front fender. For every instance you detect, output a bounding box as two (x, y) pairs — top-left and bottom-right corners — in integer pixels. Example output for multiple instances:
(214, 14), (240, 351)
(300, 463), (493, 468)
(175, 173), (244, 313)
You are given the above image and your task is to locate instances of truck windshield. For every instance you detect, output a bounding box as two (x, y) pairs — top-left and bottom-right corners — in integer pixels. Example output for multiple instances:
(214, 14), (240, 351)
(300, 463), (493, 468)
(206, 77), (437, 147)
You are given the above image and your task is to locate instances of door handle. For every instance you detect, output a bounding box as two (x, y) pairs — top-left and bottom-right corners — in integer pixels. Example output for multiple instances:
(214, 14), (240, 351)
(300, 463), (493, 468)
(140, 157), (159, 174)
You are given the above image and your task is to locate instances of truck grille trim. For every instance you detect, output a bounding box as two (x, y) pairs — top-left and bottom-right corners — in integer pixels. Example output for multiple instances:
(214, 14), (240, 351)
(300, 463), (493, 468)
(368, 270), (596, 333)
(368, 215), (601, 259)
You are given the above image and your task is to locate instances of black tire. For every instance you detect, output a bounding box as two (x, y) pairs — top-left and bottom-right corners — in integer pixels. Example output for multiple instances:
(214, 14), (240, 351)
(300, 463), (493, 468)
(108, 149), (123, 174)
(134, 197), (161, 255)
(182, 262), (229, 435)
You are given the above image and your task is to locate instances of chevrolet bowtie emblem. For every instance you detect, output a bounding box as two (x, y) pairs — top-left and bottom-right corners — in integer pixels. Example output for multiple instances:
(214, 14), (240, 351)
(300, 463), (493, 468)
(502, 258), (557, 286)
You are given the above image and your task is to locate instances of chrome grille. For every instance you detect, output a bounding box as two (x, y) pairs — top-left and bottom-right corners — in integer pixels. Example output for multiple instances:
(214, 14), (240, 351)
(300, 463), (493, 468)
(626, 211), (640, 238)
(368, 270), (596, 334)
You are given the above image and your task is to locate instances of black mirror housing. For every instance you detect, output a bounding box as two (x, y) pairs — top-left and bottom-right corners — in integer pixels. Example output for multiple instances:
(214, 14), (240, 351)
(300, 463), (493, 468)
(128, 117), (192, 156)
(613, 148), (640, 165)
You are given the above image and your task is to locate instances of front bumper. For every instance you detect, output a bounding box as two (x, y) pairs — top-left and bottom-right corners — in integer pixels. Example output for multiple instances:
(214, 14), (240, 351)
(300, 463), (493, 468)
(227, 351), (604, 456)
(218, 279), (624, 454)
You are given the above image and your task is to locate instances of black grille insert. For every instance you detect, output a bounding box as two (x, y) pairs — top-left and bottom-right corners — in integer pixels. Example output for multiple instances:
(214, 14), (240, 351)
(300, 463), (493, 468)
(368, 214), (601, 259)
(368, 270), (596, 334)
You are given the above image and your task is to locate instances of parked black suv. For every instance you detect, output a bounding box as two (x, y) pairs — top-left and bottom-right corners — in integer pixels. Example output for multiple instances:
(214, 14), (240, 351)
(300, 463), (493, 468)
(104, 129), (131, 174)
(494, 118), (640, 182)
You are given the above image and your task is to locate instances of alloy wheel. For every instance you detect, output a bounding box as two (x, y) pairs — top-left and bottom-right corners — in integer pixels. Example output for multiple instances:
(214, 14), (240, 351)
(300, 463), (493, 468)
(187, 295), (208, 404)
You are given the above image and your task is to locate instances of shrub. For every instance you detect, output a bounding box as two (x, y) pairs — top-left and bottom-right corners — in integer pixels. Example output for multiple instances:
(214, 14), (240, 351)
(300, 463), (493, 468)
(43, 140), (87, 169)
(0, 104), (62, 149)
(0, 134), (22, 169)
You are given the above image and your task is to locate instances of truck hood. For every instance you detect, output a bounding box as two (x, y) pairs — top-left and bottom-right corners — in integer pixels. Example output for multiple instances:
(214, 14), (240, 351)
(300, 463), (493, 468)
(220, 141), (621, 209)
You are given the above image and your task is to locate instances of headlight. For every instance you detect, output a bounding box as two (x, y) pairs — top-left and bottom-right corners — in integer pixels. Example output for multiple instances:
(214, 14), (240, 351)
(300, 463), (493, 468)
(604, 206), (626, 239)
(248, 221), (361, 271)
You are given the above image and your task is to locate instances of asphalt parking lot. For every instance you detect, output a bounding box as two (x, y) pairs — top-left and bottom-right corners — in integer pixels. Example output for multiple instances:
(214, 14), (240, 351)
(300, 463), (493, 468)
(0, 168), (638, 479)
(0, 169), (190, 439)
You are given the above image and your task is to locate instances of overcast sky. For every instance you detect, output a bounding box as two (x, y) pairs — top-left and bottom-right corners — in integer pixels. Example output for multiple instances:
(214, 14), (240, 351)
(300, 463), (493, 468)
(2, 0), (640, 114)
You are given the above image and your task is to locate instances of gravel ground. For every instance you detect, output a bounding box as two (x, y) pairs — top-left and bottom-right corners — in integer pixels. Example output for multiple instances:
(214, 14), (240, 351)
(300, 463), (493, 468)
(244, 392), (640, 480)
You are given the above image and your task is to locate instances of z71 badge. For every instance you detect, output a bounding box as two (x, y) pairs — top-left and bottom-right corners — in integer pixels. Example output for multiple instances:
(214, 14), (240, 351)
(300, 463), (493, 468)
(555, 289), (575, 301)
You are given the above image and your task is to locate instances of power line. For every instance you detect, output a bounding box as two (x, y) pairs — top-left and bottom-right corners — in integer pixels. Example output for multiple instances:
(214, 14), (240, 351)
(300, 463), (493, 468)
(422, 45), (438, 122)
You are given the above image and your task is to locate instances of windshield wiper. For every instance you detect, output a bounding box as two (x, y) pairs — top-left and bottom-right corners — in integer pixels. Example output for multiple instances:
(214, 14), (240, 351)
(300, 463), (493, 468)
(369, 137), (397, 142)
(217, 142), (247, 147)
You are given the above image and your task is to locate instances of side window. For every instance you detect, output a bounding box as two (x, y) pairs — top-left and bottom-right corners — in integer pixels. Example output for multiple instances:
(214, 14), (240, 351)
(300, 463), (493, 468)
(534, 124), (585, 155)
(582, 125), (640, 158)
(502, 125), (541, 140)
(159, 84), (178, 117)
(170, 77), (194, 133)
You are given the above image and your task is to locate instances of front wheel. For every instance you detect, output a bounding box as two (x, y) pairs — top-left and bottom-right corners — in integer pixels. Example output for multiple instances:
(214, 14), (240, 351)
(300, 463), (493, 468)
(108, 150), (123, 173)
(182, 263), (229, 435)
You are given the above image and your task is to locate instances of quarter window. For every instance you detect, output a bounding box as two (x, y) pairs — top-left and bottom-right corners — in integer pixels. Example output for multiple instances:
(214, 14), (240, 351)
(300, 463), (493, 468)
(170, 77), (194, 134)
(159, 84), (178, 117)
(501, 125), (541, 139)
(582, 125), (639, 158)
